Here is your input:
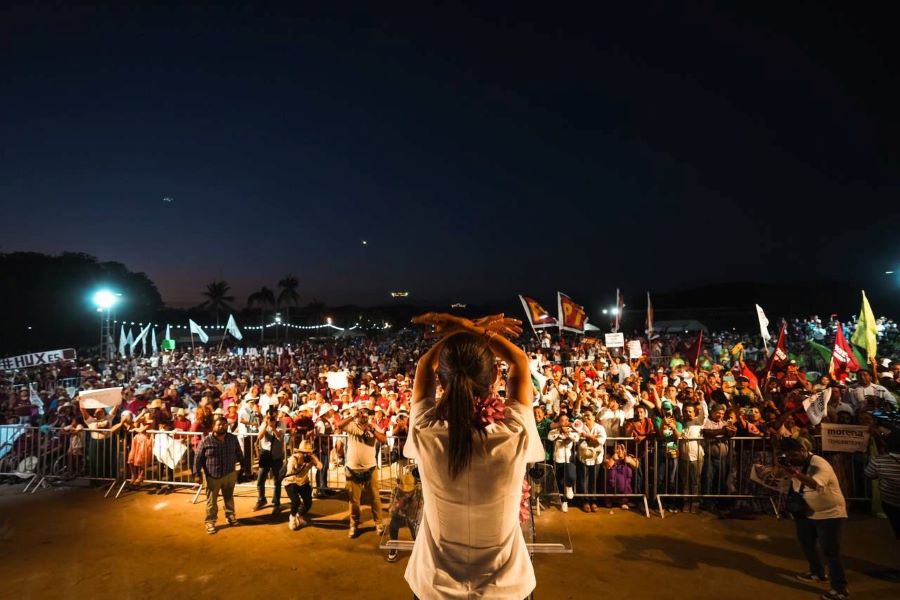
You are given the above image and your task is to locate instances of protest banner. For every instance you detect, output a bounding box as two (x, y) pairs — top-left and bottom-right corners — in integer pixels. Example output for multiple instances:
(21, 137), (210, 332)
(821, 423), (870, 453)
(627, 340), (643, 359)
(802, 389), (829, 426)
(0, 348), (76, 370)
(78, 387), (123, 410)
(604, 333), (625, 348)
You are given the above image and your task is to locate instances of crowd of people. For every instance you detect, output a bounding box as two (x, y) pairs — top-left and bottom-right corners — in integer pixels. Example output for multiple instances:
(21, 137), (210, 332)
(1, 319), (899, 531)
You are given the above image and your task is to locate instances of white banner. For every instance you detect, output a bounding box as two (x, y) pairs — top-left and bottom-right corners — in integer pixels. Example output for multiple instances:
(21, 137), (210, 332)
(604, 333), (625, 348)
(0, 348), (76, 370)
(152, 432), (188, 470)
(821, 423), (870, 453)
(627, 340), (643, 359)
(802, 388), (829, 426)
(78, 387), (123, 409)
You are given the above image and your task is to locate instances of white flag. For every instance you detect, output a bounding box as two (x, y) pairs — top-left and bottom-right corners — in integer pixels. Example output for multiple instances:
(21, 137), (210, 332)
(123, 328), (134, 356)
(119, 325), (128, 357)
(164, 324), (171, 341)
(225, 314), (243, 340)
(131, 323), (152, 353)
(802, 388), (829, 426)
(28, 383), (44, 416)
(188, 319), (209, 344)
(151, 328), (158, 354)
(755, 304), (771, 344)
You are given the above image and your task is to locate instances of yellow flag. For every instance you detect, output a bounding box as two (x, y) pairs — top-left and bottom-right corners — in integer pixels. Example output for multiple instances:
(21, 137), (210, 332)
(850, 290), (877, 359)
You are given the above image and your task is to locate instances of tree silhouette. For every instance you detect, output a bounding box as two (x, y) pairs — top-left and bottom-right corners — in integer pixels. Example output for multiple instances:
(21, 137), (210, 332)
(247, 286), (275, 342)
(277, 275), (300, 326)
(201, 280), (234, 326)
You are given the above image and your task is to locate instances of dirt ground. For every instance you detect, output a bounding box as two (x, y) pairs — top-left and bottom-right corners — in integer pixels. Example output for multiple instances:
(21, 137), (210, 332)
(0, 482), (897, 600)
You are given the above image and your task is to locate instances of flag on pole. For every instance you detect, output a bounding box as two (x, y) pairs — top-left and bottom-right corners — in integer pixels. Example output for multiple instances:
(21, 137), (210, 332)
(766, 322), (788, 378)
(557, 292), (587, 334)
(131, 323), (152, 354)
(518, 295), (557, 330)
(118, 325), (128, 357)
(151, 328), (158, 354)
(646, 292), (654, 335)
(28, 383), (44, 416)
(613, 288), (624, 333)
(755, 304), (771, 345)
(829, 323), (861, 381)
(225, 314), (243, 340)
(188, 319), (209, 344)
(850, 290), (877, 360)
(684, 330), (703, 368)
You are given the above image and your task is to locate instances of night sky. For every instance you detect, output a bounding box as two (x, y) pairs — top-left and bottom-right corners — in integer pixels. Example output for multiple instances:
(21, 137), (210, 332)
(2, 2), (899, 311)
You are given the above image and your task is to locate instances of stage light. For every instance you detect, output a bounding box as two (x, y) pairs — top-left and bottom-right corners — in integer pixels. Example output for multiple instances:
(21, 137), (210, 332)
(93, 289), (118, 310)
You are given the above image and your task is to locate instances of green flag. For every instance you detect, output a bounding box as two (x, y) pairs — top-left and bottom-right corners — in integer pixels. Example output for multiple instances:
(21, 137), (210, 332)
(850, 290), (877, 360)
(808, 340), (831, 365)
(162, 339), (176, 351)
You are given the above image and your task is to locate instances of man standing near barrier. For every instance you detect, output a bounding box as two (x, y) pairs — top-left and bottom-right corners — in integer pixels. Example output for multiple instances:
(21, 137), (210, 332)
(337, 405), (386, 538)
(194, 416), (243, 535)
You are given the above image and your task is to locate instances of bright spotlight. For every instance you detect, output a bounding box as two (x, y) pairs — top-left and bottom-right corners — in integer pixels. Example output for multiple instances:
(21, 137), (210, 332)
(93, 289), (118, 310)
(610, 307), (619, 316)
(326, 317), (333, 325)
(602, 309), (608, 314)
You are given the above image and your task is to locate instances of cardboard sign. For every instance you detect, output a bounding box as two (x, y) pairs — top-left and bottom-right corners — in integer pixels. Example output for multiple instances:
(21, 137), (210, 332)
(0, 348), (76, 370)
(627, 340), (643, 359)
(821, 423), (870, 453)
(604, 333), (625, 348)
(750, 464), (791, 493)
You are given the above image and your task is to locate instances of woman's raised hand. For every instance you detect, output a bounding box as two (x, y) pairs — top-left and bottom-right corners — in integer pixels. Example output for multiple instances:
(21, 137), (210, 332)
(473, 314), (523, 339)
(412, 312), (523, 340)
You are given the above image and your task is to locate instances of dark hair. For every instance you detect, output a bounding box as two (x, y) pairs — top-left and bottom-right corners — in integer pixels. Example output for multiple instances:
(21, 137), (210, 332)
(435, 333), (495, 480)
(780, 437), (804, 453)
(886, 431), (900, 453)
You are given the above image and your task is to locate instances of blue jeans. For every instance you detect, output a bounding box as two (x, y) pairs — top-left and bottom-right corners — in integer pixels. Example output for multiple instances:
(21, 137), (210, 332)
(257, 451), (282, 505)
(795, 517), (847, 592)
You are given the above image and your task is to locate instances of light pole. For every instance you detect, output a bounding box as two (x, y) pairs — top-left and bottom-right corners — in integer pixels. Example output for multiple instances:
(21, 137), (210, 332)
(93, 290), (119, 360)
(274, 313), (282, 342)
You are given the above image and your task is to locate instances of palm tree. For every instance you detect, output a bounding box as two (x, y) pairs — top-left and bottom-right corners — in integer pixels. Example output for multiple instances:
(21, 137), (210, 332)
(277, 275), (300, 327)
(201, 280), (234, 326)
(247, 286), (275, 342)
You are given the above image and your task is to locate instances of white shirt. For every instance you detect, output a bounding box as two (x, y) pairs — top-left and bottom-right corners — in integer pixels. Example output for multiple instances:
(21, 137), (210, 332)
(681, 422), (705, 461)
(577, 421), (607, 465)
(343, 420), (381, 470)
(848, 384), (897, 410)
(547, 426), (579, 463)
(791, 454), (847, 520)
(404, 398), (544, 600)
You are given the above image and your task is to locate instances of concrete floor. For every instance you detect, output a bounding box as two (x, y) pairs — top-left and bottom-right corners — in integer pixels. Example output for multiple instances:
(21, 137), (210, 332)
(0, 482), (897, 600)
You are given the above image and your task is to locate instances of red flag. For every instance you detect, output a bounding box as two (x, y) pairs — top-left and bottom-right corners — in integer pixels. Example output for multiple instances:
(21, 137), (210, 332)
(614, 288), (624, 332)
(829, 323), (861, 381)
(518, 295), (557, 330)
(646, 291), (654, 335)
(766, 322), (788, 378)
(557, 292), (587, 334)
(740, 361), (759, 390)
(684, 330), (703, 367)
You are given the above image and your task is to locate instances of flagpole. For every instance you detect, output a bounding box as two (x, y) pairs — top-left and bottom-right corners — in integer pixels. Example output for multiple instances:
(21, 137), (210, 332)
(190, 328), (195, 354)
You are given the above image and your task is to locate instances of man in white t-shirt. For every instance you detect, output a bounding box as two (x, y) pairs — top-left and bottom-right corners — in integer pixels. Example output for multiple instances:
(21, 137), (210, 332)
(848, 370), (897, 410)
(782, 437), (849, 600)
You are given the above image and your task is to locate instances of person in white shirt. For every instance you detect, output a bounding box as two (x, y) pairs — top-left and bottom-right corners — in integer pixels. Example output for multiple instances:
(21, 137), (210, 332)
(576, 409), (607, 512)
(678, 404), (705, 514)
(548, 414), (579, 512)
(848, 370), (897, 410)
(782, 437), (849, 600)
(336, 406), (386, 539)
(403, 312), (543, 600)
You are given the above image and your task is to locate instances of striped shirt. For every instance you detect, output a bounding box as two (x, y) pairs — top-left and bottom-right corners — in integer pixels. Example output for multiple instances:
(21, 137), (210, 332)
(865, 452), (900, 507)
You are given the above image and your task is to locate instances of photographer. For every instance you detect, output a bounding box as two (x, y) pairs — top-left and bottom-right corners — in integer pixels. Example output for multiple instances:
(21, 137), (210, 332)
(781, 437), (849, 600)
(255, 407), (286, 513)
(283, 439), (322, 530)
(336, 405), (387, 538)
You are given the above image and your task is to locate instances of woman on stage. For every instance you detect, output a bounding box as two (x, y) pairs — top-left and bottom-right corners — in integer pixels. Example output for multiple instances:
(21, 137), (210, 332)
(404, 313), (544, 600)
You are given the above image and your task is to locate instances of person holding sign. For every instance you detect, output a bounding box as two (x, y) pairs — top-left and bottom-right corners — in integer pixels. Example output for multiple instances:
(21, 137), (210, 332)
(780, 437), (849, 600)
(404, 312), (543, 600)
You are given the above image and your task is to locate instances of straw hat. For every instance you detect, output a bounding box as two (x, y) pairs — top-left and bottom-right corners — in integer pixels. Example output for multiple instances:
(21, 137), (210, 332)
(148, 399), (164, 410)
(297, 440), (314, 453)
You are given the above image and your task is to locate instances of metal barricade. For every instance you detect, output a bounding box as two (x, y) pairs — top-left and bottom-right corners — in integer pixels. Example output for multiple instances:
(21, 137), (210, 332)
(311, 433), (403, 497)
(812, 435), (873, 504)
(34, 426), (122, 497)
(0, 425), (42, 491)
(653, 436), (780, 518)
(115, 429), (203, 499)
(561, 437), (651, 518)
